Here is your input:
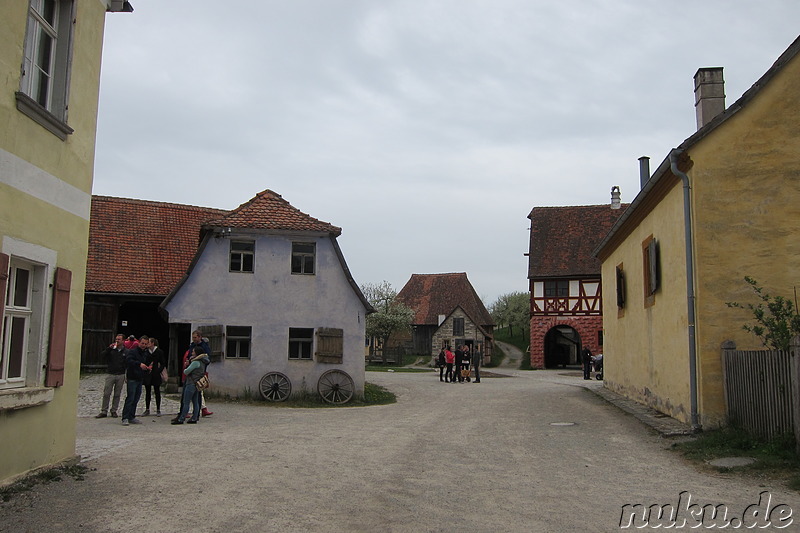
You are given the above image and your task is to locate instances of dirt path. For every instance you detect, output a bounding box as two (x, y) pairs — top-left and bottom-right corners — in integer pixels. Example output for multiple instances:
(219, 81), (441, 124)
(1, 371), (798, 532)
(495, 339), (523, 368)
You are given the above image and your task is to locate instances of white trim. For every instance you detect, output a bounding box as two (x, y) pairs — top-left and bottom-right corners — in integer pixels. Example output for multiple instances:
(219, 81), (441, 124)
(1, 238), (56, 389)
(0, 147), (91, 220)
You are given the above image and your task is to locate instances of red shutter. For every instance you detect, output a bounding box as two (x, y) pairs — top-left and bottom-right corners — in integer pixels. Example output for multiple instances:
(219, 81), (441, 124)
(0, 253), (8, 320)
(46, 267), (72, 387)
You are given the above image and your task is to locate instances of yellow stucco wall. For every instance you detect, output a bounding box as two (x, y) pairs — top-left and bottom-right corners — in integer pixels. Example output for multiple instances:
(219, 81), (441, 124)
(689, 49), (800, 428)
(601, 44), (800, 429)
(601, 180), (694, 424)
(0, 0), (108, 484)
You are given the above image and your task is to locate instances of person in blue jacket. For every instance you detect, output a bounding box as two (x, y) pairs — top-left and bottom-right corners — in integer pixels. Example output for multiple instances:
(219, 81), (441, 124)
(121, 335), (150, 426)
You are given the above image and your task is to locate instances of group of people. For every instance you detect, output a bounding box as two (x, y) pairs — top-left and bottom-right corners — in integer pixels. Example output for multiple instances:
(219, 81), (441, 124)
(95, 329), (213, 426)
(436, 345), (482, 383)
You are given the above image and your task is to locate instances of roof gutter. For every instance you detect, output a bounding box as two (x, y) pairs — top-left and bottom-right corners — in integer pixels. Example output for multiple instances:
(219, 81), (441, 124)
(669, 149), (700, 430)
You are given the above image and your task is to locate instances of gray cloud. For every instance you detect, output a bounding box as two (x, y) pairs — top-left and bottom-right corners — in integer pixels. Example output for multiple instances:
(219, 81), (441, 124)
(94, 0), (800, 303)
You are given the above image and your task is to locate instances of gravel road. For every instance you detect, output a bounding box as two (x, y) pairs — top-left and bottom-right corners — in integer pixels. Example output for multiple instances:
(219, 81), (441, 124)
(1, 370), (798, 532)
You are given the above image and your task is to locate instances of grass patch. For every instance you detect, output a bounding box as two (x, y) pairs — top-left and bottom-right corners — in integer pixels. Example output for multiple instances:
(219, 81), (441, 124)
(1, 464), (89, 503)
(200, 381), (396, 408)
(493, 326), (529, 353)
(671, 427), (800, 489)
(365, 366), (431, 373)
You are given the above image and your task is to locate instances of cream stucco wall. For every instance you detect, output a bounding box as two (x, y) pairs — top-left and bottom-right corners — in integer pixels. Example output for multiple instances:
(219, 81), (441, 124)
(688, 49), (800, 427)
(0, 0), (109, 484)
(601, 180), (694, 424)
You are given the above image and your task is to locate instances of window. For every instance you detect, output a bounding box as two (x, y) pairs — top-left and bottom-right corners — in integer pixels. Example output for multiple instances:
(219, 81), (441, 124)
(316, 328), (343, 364)
(1, 255), (56, 390)
(615, 265), (626, 309)
(230, 241), (254, 272)
(452, 317), (465, 336)
(544, 280), (569, 297)
(642, 236), (660, 307)
(2, 263), (32, 386)
(17, 0), (76, 139)
(225, 326), (251, 358)
(288, 328), (313, 360)
(291, 242), (315, 275)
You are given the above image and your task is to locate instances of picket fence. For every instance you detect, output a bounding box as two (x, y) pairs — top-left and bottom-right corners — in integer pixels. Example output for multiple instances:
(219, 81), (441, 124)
(720, 338), (800, 447)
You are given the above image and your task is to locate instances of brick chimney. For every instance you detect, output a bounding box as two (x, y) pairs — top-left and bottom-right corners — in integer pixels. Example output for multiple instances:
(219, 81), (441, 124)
(694, 67), (725, 130)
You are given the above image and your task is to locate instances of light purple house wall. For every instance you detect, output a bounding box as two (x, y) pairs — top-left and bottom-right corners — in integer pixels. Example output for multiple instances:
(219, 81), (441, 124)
(161, 190), (373, 401)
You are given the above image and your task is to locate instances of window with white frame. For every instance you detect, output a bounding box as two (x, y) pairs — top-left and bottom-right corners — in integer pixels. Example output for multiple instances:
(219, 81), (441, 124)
(229, 241), (254, 273)
(17, 0), (76, 139)
(1, 258), (47, 389)
(291, 242), (315, 275)
(225, 326), (251, 358)
(288, 328), (313, 360)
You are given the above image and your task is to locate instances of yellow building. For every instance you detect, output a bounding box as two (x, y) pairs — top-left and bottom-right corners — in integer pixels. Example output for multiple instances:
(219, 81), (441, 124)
(596, 36), (800, 429)
(0, 0), (132, 485)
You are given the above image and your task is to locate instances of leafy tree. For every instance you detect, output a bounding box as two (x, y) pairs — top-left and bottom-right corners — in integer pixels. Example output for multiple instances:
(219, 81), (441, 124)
(726, 276), (800, 351)
(490, 291), (530, 339)
(361, 281), (414, 355)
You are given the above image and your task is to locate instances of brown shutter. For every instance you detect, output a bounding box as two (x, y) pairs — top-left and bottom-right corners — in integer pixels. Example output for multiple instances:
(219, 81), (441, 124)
(46, 267), (72, 387)
(0, 253), (8, 319)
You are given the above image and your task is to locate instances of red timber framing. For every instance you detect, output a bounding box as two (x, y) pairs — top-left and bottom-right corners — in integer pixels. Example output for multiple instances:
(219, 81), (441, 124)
(530, 278), (602, 316)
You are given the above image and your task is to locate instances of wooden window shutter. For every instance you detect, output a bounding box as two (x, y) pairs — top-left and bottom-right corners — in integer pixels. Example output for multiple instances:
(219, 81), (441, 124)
(615, 266), (625, 308)
(315, 328), (343, 364)
(203, 324), (224, 357)
(648, 240), (660, 295)
(0, 253), (8, 320)
(46, 267), (72, 387)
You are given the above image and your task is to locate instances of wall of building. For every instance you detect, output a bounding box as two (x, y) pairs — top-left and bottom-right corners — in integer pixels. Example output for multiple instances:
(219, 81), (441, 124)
(600, 180), (694, 424)
(431, 308), (487, 356)
(529, 315), (602, 368)
(0, 0), (108, 484)
(686, 50), (800, 427)
(164, 233), (368, 398)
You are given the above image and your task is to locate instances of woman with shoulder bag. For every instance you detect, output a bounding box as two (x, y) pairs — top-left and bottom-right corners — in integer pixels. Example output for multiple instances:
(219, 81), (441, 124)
(172, 346), (210, 425)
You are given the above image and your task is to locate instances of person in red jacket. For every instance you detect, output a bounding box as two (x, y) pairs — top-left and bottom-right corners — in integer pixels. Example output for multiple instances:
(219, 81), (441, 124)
(444, 347), (455, 383)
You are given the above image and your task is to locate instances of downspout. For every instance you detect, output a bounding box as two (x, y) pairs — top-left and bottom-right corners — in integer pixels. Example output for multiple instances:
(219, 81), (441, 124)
(669, 149), (700, 430)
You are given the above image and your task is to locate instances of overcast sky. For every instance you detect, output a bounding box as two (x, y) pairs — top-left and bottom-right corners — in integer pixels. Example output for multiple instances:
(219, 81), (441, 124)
(93, 1), (800, 305)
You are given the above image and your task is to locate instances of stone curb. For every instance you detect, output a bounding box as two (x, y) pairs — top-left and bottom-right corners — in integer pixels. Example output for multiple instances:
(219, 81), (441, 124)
(587, 384), (697, 437)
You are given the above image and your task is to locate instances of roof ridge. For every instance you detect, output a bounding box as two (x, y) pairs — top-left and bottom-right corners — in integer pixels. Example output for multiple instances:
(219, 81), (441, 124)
(92, 195), (228, 213)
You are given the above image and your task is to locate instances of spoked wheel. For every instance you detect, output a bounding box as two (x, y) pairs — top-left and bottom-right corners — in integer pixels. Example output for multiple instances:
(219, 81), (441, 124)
(317, 370), (354, 404)
(259, 372), (292, 402)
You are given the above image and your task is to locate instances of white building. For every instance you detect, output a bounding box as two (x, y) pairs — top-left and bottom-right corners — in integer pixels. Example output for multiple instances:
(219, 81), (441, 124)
(161, 190), (373, 403)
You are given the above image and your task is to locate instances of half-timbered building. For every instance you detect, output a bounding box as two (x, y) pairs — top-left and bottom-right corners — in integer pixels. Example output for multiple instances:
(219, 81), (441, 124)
(527, 192), (627, 368)
(390, 273), (494, 358)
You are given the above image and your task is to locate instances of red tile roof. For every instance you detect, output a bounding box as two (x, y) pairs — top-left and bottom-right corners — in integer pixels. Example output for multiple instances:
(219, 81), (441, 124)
(395, 273), (494, 327)
(204, 189), (341, 236)
(527, 204), (628, 279)
(86, 196), (227, 295)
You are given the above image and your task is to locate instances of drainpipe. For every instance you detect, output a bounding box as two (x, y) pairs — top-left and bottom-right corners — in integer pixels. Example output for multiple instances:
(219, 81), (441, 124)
(669, 149), (700, 430)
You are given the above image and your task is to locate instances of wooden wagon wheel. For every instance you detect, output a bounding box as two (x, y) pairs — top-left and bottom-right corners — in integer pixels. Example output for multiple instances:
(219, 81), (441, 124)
(259, 372), (292, 402)
(317, 370), (354, 404)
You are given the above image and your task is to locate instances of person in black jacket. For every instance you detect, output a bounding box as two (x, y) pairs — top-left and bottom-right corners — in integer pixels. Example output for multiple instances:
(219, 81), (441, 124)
(582, 346), (593, 380)
(142, 337), (167, 416)
(95, 334), (127, 418)
(121, 335), (150, 426)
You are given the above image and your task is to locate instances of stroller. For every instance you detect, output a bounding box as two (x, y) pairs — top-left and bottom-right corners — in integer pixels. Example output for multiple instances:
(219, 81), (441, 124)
(592, 354), (603, 380)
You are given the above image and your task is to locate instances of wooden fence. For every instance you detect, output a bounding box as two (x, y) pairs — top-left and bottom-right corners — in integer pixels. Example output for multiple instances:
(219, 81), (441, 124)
(721, 338), (800, 446)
